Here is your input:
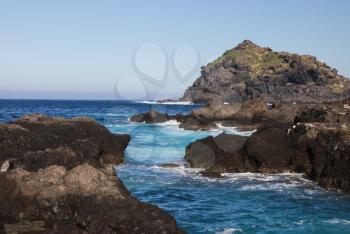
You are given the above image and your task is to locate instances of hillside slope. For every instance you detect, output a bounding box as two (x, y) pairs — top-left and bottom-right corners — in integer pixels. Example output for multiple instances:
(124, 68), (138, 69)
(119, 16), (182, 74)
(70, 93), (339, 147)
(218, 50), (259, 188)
(181, 40), (350, 103)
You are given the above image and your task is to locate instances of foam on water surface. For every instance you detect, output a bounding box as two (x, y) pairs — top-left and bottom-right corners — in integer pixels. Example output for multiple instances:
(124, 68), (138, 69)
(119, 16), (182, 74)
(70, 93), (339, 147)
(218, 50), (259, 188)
(135, 100), (194, 105)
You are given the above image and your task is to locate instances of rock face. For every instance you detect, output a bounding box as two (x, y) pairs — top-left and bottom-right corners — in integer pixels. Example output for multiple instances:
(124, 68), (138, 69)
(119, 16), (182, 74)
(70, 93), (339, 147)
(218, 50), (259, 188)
(0, 114), (130, 170)
(130, 100), (329, 131)
(185, 129), (291, 174)
(0, 114), (183, 234)
(185, 133), (255, 172)
(288, 124), (350, 190)
(185, 123), (350, 191)
(130, 109), (173, 123)
(181, 40), (350, 104)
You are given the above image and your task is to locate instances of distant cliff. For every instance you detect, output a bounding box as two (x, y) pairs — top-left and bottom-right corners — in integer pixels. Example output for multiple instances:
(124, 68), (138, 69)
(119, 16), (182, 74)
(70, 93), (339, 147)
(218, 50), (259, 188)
(181, 40), (350, 103)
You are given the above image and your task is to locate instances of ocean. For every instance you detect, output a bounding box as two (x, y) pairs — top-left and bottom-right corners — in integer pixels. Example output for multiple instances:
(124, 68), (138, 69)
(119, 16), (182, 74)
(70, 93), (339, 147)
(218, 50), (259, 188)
(1, 99), (350, 234)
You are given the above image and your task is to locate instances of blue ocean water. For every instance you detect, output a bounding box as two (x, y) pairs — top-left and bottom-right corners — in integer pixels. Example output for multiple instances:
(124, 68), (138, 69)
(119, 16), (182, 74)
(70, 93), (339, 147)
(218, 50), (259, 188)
(1, 99), (350, 234)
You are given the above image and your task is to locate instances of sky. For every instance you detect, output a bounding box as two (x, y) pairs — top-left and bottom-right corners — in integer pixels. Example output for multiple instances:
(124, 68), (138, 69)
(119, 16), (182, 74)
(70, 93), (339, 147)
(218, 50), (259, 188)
(0, 0), (350, 100)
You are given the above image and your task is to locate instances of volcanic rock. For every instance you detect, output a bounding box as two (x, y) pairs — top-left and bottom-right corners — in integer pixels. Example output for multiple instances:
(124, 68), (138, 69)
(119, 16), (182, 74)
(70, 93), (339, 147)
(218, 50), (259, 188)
(0, 114), (184, 234)
(185, 123), (350, 191)
(181, 40), (350, 104)
(130, 109), (175, 123)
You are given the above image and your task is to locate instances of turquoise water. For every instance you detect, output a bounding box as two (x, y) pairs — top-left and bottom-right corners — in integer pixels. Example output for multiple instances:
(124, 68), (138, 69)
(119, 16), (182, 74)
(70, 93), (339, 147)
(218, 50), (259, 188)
(1, 100), (350, 234)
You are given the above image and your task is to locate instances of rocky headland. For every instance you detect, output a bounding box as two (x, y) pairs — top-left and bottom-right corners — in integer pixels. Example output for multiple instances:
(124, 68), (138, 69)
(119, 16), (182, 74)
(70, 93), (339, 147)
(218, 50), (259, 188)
(132, 40), (350, 131)
(130, 40), (350, 191)
(181, 40), (350, 104)
(0, 114), (184, 234)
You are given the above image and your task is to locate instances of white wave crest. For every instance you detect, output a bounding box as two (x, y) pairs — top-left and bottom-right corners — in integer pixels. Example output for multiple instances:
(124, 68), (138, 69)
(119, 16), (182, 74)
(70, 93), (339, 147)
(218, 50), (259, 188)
(136, 100), (194, 105)
(155, 120), (180, 126)
(216, 228), (242, 234)
(151, 164), (202, 176)
(215, 122), (256, 136)
(322, 218), (350, 224)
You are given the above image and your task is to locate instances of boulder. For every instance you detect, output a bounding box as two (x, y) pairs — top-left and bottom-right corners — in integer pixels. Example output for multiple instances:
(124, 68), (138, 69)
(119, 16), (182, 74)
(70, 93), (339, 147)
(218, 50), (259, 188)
(185, 133), (256, 173)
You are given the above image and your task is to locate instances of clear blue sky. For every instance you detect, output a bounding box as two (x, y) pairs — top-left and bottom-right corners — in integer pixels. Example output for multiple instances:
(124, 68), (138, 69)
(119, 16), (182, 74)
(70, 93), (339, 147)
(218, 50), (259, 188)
(1, 0), (349, 100)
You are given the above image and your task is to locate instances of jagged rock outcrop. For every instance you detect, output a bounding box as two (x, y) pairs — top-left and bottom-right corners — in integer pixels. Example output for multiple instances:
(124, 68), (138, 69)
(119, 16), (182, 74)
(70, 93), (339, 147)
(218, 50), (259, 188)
(185, 133), (255, 172)
(0, 114), (130, 169)
(0, 114), (184, 234)
(181, 40), (350, 104)
(185, 128), (291, 174)
(130, 109), (174, 123)
(131, 98), (350, 132)
(185, 123), (350, 191)
(288, 123), (350, 190)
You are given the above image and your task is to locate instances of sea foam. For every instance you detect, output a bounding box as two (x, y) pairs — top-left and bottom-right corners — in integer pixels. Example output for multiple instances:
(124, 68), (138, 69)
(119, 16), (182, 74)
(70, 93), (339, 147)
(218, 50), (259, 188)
(136, 100), (194, 105)
(215, 122), (256, 136)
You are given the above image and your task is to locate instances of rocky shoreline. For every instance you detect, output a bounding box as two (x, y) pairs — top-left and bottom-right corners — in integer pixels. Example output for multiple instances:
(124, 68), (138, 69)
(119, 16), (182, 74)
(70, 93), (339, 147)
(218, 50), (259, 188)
(3, 39), (350, 232)
(130, 40), (350, 192)
(130, 98), (350, 191)
(0, 114), (184, 234)
(185, 122), (350, 191)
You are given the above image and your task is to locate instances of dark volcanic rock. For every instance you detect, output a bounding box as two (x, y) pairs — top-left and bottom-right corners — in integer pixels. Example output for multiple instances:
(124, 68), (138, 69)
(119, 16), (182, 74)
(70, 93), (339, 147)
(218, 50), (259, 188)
(200, 166), (223, 178)
(178, 115), (216, 131)
(0, 114), (130, 169)
(130, 109), (176, 123)
(130, 109), (217, 131)
(133, 41), (350, 132)
(288, 124), (350, 190)
(245, 127), (293, 172)
(185, 133), (256, 173)
(293, 106), (338, 124)
(0, 114), (183, 234)
(181, 40), (350, 104)
(185, 124), (350, 191)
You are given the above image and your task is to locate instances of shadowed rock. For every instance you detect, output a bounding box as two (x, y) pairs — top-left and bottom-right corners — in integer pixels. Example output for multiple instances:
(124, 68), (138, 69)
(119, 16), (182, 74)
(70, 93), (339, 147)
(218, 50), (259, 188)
(185, 133), (255, 172)
(185, 123), (350, 191)
(130, 109), (174, 123)
(0, 114), (131, 169)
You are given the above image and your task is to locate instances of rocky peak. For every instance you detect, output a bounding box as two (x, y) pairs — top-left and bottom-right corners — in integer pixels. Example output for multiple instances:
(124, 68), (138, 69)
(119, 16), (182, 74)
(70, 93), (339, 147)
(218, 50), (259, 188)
(234, 40), (261, 50)
(181, 40), (350, 104)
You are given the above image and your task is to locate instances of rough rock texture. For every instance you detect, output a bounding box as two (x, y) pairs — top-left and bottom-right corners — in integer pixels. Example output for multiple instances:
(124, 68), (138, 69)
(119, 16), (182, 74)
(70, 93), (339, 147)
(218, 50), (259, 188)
(185, 123), (350, 191)
(184, 97), (350, 131)
(288, 124), (350, 190)
(133, 40), (350, 131)
(185, 133), (255, 172)
(185, 129), (289, 174)
(130, 100), (324, 131)
(181, 40), (350, 104)
(0, 114), (184, 234)
(130, 109), (174, 123)
(0, 114), (130, 168)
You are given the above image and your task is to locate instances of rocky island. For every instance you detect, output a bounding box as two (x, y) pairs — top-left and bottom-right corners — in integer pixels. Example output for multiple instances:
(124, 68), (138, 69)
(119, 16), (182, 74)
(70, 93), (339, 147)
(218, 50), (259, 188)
(0, 114), (183, 234)
(181, 40), (350, 104)
(131, 40), (350, 191)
